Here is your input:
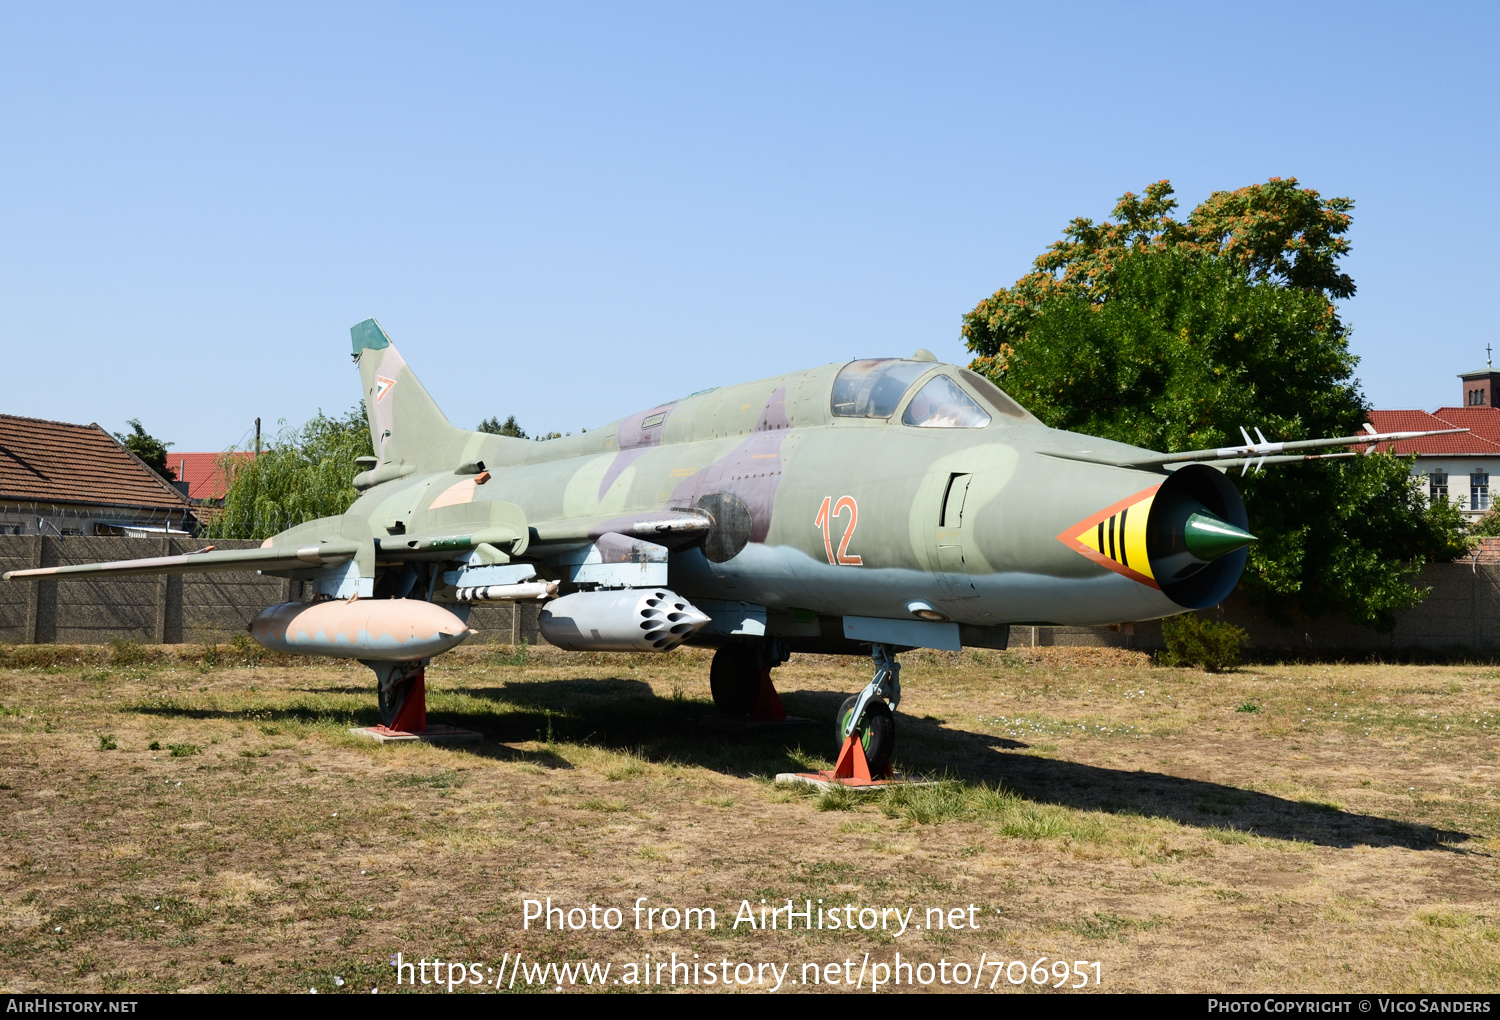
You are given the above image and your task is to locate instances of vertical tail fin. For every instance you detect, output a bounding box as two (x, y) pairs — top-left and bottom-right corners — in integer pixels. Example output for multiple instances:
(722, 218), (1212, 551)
(351, 318), (464, 470)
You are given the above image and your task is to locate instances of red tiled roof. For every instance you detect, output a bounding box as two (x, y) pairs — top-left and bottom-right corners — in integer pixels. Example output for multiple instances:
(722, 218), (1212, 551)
(1429, 407), (1500, 444)
(0, 414), (197, 510)
(168, 452), (253, 501)
(1366, 408), (1500, 456)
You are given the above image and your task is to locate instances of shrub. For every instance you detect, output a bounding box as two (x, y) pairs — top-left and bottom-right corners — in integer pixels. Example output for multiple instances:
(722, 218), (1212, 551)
(98, 734), (117, 751)
(1159, 614), (1246, 672)
(107, 639), (151, 667)
(488, 642), (531, 667)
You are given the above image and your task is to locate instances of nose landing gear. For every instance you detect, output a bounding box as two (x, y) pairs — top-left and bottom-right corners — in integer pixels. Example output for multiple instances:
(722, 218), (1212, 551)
(782, 643), (905, 788)
(831, 643), (900, 779)
(835, 695), (894, 779)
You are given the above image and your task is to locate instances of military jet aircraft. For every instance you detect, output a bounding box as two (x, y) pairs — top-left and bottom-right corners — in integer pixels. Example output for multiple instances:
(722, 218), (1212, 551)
(3, 319), (1457, 773)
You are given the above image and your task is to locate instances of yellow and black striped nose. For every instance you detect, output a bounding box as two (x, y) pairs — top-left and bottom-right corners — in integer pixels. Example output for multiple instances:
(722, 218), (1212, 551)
(1057, 486), (1160, 588)
(1057, 484), (1255, 591)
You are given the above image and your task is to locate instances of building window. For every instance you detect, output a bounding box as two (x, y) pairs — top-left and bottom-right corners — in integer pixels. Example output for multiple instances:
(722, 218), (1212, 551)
(1472, 471), (1490, 512)
(1430, 471), (1448, 503)
(1472, 388), (1489, 406)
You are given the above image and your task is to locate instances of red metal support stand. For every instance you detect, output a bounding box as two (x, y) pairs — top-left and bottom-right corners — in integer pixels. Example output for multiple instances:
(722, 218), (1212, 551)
(749, 667), (787, 722)
(353, 664), (480, 745)
(381, 669), (427, 735)
(831, 732), (874, 782)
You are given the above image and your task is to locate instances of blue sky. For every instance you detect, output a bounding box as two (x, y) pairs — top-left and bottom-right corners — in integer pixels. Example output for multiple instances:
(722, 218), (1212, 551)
(2, 2), (1496, 451)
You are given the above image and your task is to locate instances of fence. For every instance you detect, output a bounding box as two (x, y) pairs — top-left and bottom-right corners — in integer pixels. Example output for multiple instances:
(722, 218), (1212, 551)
(1019, 560), (1500, 655)
(3, 536), (1500, 655)
(0, 536), (540, 646)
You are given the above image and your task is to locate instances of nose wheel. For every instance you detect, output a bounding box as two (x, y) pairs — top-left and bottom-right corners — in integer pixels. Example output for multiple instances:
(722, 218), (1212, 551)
(833, 643), (901, 778)
(835, 695), (894, 777)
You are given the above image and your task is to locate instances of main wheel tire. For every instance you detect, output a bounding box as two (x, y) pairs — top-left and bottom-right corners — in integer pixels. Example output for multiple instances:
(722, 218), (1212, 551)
(835, 695), (895, 776)
(710, 644), (760, 717)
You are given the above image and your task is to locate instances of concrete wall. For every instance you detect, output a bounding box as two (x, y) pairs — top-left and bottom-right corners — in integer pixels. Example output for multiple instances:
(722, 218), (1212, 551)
(1017, 561), (1500, 655)
(0, 536), (540, 647)
(4, 536), (1498, 655)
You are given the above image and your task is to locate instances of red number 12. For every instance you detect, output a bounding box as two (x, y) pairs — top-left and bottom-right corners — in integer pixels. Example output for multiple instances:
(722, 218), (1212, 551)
(815, 496), (863, 566)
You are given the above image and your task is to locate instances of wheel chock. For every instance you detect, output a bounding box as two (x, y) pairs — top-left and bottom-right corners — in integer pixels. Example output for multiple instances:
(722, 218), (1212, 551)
(833, 732), (893, 782)
(832, 732), (874, 781)
(780, 733), (902, 789)
(749, 667), (787, 722)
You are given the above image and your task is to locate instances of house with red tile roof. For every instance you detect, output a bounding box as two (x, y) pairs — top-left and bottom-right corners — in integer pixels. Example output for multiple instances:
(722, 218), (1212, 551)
(0, 414), (200, 537)
(1368, 366), (1500, 520)
(166, 451), (253, 503)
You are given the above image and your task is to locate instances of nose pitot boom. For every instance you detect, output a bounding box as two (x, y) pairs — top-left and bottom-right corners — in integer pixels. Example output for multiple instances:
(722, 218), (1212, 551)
(1182, 512), (1256, 561)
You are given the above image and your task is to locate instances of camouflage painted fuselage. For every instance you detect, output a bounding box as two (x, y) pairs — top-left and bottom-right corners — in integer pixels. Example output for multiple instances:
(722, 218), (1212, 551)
(352, 333), (1241, 641)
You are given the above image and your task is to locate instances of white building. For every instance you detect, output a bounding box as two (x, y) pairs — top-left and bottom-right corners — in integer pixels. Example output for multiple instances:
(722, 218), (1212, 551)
(1369, 367), (1500, 521)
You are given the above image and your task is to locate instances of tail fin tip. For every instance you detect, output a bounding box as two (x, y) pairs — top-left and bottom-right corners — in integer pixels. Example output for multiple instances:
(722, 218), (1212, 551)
(351, 318), (391, 356)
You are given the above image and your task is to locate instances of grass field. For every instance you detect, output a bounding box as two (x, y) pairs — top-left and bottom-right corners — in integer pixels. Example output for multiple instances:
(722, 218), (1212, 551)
(1, 639), (1497, 994)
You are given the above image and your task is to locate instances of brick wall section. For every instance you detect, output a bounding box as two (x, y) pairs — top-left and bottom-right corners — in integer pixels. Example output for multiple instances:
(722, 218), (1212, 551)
(0, 536), (541, 647)
(1456, 537), (1500, 565)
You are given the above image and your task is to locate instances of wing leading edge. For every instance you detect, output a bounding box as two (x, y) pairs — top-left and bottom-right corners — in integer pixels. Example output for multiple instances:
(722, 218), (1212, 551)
(1, 541), (360, 581)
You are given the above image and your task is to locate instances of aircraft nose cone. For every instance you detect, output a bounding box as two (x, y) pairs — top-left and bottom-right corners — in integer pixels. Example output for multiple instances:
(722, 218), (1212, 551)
(676, 606), (711, 631)
(1182, 512), (1256, 561)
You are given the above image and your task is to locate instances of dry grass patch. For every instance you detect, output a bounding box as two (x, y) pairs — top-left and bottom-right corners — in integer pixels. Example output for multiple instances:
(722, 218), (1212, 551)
(0, 643), (1495, 993)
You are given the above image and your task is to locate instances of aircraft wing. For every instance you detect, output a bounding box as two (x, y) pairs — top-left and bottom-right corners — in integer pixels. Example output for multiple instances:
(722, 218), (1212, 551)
(2, 541), (361, 581)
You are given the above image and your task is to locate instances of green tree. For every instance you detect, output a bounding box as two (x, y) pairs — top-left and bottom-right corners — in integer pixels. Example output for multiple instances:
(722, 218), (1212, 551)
(478, 415), (527, 438)
(964, 182), (1466, 631)
(113, 419), (174, 481)
(207, 405), (373, 540)
(964, 178), (1355, 377)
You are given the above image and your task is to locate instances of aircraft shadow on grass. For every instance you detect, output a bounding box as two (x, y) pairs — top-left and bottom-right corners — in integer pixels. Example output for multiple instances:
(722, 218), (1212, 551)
(134, 675), (1472, 854)
(469, 678), (1475, 854)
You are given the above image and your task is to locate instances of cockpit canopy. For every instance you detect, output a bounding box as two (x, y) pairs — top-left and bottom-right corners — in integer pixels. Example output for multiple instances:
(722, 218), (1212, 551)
(830, 358), (1037, 426)
(830, 359), (933, 419)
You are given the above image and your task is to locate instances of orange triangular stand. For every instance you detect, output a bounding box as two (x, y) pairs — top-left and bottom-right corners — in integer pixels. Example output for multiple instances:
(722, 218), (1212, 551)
(829, 732), (891, 782)
(383, 670), (428, 735)
(750, 668), (787, 721)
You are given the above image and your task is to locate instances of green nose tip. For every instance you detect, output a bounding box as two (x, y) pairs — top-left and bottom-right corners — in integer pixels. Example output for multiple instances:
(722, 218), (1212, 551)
(1183, 512), (1256, 561)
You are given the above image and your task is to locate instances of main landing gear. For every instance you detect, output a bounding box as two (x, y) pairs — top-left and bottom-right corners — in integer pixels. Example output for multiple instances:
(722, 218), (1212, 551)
(367, 659), (429, 732)
(709, 639), (791, 721)
(351, 658), (482, 745)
